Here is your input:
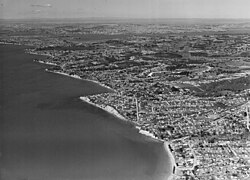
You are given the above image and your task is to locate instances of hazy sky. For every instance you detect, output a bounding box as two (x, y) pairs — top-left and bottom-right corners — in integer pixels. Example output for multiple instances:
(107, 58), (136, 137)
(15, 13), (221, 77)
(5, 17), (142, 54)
(1, 0), (250, 19)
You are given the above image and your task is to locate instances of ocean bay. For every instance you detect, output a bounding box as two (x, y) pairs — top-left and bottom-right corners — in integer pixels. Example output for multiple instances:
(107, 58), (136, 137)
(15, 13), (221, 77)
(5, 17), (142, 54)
(0, 45), (171, 180)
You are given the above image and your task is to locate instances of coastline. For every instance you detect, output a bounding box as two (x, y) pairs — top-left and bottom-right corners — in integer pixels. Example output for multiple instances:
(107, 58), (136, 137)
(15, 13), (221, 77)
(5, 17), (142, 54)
(79, 96), (127, 121)
(164, 142), (178, 180)
(80, 96), (163, 142)
(38, 60), (177, 180)
(3, 44), (177, 180)
(33, 59), (114, 91)
(80, 96), (177, 180)
(45, 69), (114, 92)
(135, 126), (163, 142)
(34, 59), (58, 66)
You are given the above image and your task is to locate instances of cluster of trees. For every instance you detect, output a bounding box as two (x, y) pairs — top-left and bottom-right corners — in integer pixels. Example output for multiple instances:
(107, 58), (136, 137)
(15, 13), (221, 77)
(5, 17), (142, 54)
(198, 76), (250, 96)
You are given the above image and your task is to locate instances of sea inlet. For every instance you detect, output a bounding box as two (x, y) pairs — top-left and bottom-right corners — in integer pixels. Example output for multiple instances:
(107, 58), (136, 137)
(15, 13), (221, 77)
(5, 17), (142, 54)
(0, 45), (172, 180)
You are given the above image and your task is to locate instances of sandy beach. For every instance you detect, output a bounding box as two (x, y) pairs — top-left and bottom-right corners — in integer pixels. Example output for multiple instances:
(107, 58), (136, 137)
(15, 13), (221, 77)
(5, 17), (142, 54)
(135, 126), (164, 142)
(84, 79), (116, 92)
(80, 96), (127, 121)
(45, 69), (115, 92)
(35, 60), (58, 66)
(164, 142), (177, 180)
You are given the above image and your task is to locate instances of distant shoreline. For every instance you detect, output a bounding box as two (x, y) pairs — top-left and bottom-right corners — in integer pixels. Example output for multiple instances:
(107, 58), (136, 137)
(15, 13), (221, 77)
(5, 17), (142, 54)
(44, 69), (115, 92)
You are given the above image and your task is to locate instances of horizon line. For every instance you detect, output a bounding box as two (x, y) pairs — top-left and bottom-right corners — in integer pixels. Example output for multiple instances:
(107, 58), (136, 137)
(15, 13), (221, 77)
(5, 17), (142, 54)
(1, 17), (250, 25)
(1, 17), (250, 20)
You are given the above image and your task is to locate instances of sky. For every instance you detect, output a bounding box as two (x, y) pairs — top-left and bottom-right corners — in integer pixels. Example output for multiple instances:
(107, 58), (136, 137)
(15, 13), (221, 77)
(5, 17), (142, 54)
(1, 0), (250, 19)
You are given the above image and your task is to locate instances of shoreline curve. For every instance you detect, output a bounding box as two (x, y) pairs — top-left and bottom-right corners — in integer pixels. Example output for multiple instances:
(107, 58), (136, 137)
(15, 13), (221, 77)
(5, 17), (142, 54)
(38, 61), (177, 180)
